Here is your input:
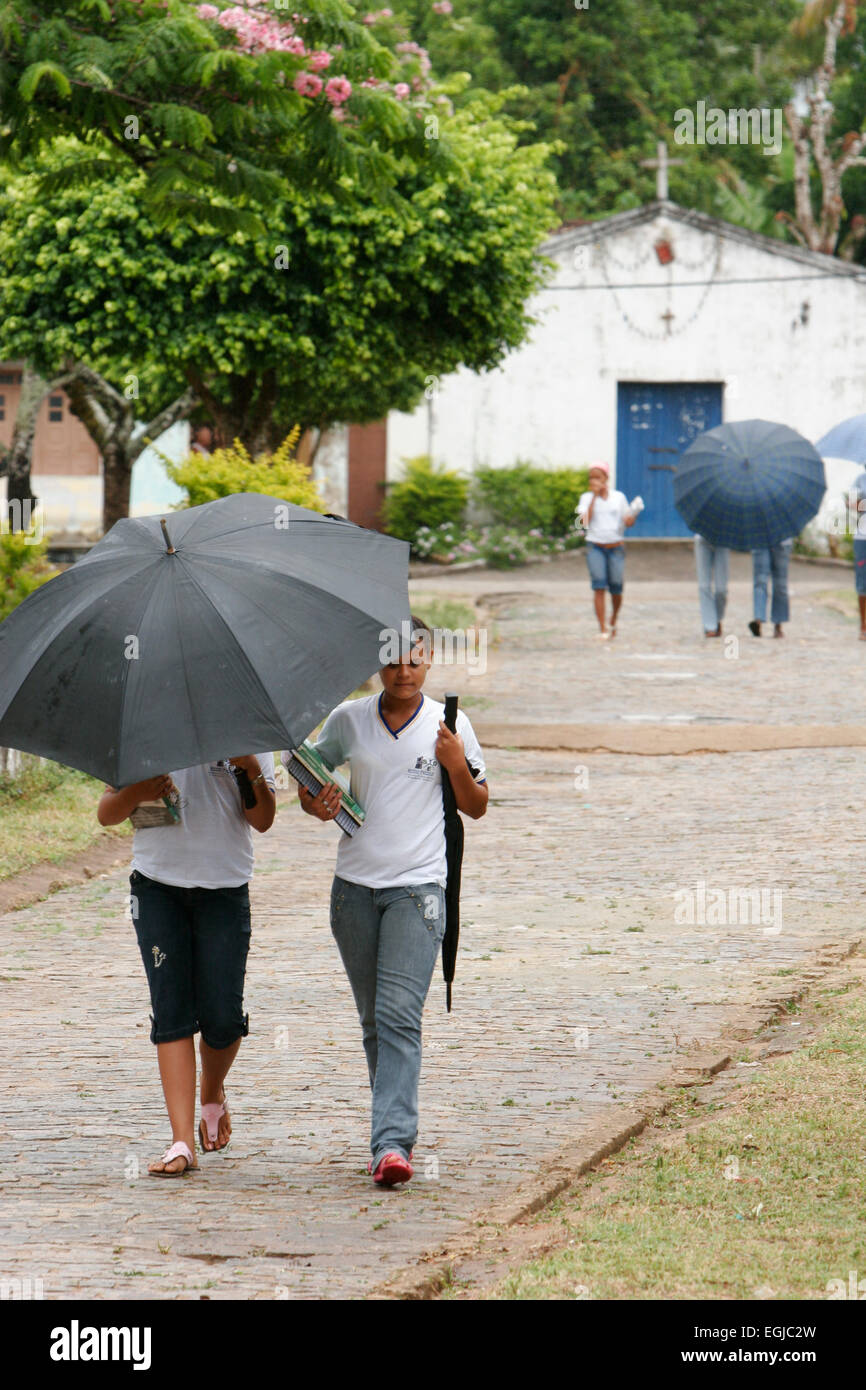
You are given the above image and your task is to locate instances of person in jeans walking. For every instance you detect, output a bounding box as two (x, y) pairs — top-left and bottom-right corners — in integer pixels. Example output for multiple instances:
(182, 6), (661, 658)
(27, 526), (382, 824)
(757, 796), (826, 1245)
(850, 468), (866, 640)
(748, 538), (793, 638)
(694, 533), (729, 638)
(97, 754), (276, 1175)
(293, 617), (487, 1187)
(576, 462), (638, 639)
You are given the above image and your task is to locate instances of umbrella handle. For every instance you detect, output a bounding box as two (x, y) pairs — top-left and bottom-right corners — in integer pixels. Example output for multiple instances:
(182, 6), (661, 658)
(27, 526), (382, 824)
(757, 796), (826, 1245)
(444, 691), (458, 733)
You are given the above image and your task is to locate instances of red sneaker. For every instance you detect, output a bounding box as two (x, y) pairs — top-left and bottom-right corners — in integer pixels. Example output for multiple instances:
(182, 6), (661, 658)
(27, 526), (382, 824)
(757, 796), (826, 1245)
(370, 1152), (414, 1186)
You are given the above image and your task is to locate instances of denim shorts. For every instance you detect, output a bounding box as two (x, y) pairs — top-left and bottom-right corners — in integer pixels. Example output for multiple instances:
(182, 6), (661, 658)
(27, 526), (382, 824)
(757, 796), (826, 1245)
(130, 869), (251, 1048)
(854, 539), (866, 595)
(586, 542), (625, 594)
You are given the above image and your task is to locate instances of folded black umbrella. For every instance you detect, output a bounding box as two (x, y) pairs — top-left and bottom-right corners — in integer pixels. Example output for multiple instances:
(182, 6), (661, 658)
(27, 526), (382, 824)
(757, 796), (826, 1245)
(0, 493), (410, 785)
(441, 692), (480, 1013)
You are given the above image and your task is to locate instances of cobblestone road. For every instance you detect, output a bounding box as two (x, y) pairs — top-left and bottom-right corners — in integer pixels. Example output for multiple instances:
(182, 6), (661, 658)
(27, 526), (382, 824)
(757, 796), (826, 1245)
(1, 552), (861, 1299)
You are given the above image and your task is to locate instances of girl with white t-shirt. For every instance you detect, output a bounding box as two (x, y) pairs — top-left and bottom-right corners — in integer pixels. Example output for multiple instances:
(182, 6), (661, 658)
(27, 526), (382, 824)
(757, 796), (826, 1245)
(98, 755), (276, 1176)
(293, 618), (488, 1188)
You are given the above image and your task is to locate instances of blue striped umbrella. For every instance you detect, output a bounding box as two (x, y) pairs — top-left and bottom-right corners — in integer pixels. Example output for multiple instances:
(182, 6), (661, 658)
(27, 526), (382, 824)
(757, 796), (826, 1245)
(815, 413), (866, 464)
(673, 419), (825, 549)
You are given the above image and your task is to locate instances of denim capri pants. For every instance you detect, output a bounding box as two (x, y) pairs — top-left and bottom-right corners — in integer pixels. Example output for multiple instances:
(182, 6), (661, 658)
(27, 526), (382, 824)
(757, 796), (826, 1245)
(855, 538), (866, 595)
(130, 869), (251, 1047)
(585, 542), (625, 594)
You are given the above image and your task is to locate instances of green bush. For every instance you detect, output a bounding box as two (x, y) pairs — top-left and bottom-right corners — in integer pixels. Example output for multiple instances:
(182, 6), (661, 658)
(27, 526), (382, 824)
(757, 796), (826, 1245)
(383, 456), (469, 545)
(0, 530), (57, 623)
(165, 429), (326, 512)
(473, 463), (590, 536)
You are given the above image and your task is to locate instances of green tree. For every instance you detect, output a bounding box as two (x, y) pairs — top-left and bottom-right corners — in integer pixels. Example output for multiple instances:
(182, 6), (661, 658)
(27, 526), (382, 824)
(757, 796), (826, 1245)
(384, 1), (801, 220)
(0, 0), (442, 232)
(0, 96), (556, 528)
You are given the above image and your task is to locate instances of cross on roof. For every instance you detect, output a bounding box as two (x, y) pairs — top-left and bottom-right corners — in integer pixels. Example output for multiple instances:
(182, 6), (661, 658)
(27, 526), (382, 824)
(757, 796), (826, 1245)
(640, 140), (684, 201)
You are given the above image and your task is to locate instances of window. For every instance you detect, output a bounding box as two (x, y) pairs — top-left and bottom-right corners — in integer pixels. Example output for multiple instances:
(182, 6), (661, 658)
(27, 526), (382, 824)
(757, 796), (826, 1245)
(48, 394), (63, 423)
(0, 370), (20, 385)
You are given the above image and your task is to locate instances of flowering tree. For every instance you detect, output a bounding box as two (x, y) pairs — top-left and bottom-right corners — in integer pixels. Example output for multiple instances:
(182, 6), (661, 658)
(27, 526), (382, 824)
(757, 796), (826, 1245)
(0, 0), (441, 231)
(0, 86), (556, 528)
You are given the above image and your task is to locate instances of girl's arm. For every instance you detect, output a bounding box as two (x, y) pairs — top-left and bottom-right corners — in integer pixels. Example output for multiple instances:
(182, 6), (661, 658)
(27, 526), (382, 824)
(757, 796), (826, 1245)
(228, 755), (276, 833)
(435, 723), (489, 819)
(97, 774), (174, 826)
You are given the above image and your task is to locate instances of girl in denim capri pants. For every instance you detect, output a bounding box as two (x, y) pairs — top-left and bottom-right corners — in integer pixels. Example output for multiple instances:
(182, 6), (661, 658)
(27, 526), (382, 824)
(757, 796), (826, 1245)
(98, 754), (275, 1175)
(291, 617), (488, 1188)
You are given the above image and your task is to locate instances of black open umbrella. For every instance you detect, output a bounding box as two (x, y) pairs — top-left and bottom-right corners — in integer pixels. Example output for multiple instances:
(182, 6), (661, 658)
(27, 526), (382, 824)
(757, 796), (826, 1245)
(0, 493), (410, 784)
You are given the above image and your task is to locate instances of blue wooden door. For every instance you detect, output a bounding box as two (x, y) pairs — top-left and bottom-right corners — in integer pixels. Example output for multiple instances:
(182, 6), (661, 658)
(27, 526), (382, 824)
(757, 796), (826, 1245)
(616, 383), (723, 538)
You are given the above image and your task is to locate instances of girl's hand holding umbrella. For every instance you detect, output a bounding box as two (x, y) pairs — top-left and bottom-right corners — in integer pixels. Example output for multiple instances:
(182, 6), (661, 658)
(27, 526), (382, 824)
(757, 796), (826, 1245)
(434, 721), (466, 774)
(436, 722), (488, 820)
(299, 781), (343, 822)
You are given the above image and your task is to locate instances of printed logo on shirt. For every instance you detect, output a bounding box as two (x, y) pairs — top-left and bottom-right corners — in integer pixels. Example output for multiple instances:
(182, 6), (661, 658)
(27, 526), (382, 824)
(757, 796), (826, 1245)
(408, 755), (438, 781)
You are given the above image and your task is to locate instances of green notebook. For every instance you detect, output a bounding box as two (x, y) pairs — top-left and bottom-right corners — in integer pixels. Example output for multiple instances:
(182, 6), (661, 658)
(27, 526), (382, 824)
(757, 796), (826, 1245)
(288, 741), (365, 829)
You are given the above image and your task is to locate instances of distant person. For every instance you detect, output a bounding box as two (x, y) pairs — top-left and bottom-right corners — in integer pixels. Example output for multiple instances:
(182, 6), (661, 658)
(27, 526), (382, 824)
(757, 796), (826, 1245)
(748, 539), (793, 638)
(190, 424), (215, 457)
(576, 462), (639, 639)
(850, 468), (866, 640)
(694, 533), (729, 638)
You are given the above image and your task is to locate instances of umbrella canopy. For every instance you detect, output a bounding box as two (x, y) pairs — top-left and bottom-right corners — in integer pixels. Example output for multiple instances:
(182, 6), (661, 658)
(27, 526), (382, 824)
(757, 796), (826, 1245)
(673, 419), (825, 549)
(0, 493), (410, 785)
(815, 413), (866, 464)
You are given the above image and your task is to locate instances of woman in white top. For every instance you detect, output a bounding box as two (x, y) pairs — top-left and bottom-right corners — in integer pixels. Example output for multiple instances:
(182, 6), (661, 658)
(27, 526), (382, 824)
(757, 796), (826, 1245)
(576, 461), (638, 638)
(98, 755), (276, 1175)
(294, 616), (487, 1188)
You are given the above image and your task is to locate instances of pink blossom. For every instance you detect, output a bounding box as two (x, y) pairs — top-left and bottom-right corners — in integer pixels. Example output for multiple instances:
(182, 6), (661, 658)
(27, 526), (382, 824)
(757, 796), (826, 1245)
(393, 82), (410, 99)
(432, 0), (453, 12)
(285, 35), (306, 54)
(331, 106), (346, 122)
(217, 6), (248, 27)
(324, 75), (352, 105)
(308, 49), (332, 70)
(294, 71), (323, 97)
(380, 7), (393, 15)
(196, 3), (219, 17)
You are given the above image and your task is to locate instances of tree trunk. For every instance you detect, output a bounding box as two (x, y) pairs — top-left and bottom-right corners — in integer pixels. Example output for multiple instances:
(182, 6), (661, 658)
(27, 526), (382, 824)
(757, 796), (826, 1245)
(4, 367), (48, 528)
(102, 443), (134, 533)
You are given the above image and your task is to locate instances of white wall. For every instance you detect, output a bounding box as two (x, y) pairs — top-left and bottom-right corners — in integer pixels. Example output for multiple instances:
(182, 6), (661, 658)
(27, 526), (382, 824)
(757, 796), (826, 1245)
(386, 211), (866, 502)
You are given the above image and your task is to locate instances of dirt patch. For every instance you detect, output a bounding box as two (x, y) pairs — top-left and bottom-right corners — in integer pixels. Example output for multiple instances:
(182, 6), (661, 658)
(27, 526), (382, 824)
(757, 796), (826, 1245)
(473, 721), (866, 756)
(0, 831), (129, 915)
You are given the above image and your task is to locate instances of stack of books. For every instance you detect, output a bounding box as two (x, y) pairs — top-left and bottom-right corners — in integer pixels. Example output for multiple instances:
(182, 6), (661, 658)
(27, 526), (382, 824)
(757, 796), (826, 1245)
(284, 742), (365, 837)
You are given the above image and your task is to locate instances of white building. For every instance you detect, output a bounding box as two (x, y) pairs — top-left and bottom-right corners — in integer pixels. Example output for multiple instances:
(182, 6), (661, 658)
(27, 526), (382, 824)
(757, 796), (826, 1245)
(378, 198), (866, 539)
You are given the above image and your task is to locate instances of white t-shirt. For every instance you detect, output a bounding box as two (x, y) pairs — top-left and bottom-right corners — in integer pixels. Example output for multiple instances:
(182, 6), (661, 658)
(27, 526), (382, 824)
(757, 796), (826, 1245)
(287, 694), (486, 889)
(130, 754), (276, 889)
(578, 489), (631, 544)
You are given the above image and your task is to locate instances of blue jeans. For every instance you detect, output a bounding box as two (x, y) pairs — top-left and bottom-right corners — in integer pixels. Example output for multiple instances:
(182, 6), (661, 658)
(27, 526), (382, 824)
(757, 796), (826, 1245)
(585, 542), (625, 594)
(854, 538), (866, 595)
(752, 539), (792, 624)
(330, 876), (445, 1166)
(694, 535), (729, 632)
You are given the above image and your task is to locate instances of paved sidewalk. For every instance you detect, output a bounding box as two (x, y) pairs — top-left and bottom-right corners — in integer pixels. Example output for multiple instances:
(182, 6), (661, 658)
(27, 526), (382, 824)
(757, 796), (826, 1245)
(1, 553), (862, 1299)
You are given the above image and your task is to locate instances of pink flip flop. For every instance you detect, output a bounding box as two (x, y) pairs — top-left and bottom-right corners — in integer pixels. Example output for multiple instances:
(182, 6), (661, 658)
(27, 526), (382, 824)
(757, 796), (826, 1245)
(149, 1140), (197, 1177)
(199, 1093), (230, 1153)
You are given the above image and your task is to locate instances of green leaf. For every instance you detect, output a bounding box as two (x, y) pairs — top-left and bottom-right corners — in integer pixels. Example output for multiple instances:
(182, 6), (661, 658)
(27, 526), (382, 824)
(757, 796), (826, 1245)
(18, 61), (72, 103)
